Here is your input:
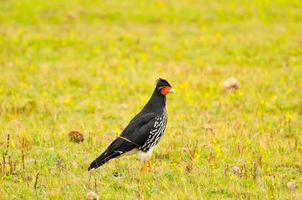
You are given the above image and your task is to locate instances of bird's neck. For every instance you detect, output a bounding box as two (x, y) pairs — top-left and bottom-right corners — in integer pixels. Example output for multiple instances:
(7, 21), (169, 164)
(142, 89), (166, 113)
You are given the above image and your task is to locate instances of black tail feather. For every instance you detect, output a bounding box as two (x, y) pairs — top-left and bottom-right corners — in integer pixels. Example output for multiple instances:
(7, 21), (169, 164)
(88, 137), (137, 171)
(88, 151), (122, 171)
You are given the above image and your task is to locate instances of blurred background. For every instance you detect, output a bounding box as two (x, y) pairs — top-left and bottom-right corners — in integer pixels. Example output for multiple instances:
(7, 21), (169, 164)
(0, 0), (301, 199)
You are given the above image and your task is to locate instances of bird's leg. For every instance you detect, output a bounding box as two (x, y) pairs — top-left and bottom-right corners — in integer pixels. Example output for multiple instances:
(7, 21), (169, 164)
(146, 160), (152, 172)
(141, 161), (147, 173)
(140, 160), (152, 173)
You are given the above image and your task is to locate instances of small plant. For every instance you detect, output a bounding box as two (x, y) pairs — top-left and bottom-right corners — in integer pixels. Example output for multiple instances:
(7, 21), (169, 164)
(1, 134), (17, 176)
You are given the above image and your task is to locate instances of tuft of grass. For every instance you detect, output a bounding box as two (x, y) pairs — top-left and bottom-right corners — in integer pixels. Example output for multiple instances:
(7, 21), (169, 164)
(1, 0), (302, 199)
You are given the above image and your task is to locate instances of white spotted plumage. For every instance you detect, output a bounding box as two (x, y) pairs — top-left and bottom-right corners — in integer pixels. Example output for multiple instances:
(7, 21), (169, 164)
(138, 109), (167, 157)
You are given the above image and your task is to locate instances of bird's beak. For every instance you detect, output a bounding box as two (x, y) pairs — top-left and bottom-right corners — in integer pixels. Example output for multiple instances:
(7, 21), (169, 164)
(169, 88), (176, 94)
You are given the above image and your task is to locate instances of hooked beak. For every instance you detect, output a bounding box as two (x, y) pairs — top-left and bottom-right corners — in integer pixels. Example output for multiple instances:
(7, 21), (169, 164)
(169, 88), (176, 94)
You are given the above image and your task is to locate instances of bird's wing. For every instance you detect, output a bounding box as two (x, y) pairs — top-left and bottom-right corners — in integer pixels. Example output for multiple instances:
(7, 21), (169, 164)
(88, 112), (158, 171)
(120, 112), (158, 146)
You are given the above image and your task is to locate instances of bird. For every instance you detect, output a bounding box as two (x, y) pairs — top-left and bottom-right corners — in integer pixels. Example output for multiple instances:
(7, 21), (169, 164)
(88, 78), (175, 171)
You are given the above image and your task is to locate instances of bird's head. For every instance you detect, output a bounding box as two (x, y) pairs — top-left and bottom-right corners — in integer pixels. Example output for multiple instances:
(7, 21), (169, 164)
(156, 78), (175, 95)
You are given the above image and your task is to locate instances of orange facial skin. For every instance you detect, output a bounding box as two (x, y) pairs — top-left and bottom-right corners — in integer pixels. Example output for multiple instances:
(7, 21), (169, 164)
(160, 86), (171, 95)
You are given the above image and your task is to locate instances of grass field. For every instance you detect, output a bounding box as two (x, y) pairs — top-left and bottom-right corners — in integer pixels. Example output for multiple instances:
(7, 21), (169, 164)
(0, 0), (302, 199)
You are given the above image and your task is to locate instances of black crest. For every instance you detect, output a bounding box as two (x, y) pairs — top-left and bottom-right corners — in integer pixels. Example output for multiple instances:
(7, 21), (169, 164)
(156, 78), (171, 87)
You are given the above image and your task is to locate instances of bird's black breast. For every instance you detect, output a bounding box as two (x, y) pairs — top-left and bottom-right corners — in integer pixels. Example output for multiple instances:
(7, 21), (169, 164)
(139, 109), (167, 152)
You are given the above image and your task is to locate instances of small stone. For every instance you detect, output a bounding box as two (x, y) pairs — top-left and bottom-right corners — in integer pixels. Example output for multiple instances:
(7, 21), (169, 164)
(223, 77), (239, 91)
(67, 12), (77, 19)
(287, 181), (297, 191)
(232, 166), (241, 174)
(68, 131), (84, 143)
(120, 103), (128, 109)
(86, 191), (98, 200)
(27, 159), (36, 164)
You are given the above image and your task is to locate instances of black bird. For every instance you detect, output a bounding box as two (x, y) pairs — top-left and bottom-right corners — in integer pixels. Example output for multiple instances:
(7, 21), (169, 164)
(88, 78), (174, 171)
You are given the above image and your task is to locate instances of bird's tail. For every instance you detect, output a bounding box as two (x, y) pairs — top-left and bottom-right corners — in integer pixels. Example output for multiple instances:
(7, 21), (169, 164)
(88, 150), (122, 171)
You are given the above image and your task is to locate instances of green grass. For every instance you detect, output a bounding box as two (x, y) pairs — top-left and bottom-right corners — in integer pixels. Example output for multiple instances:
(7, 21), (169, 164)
(0, 0), (301, 199)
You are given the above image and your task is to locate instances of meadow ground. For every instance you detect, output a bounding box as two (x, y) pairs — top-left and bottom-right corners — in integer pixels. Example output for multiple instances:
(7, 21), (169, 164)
(0, 0), (301, 199)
